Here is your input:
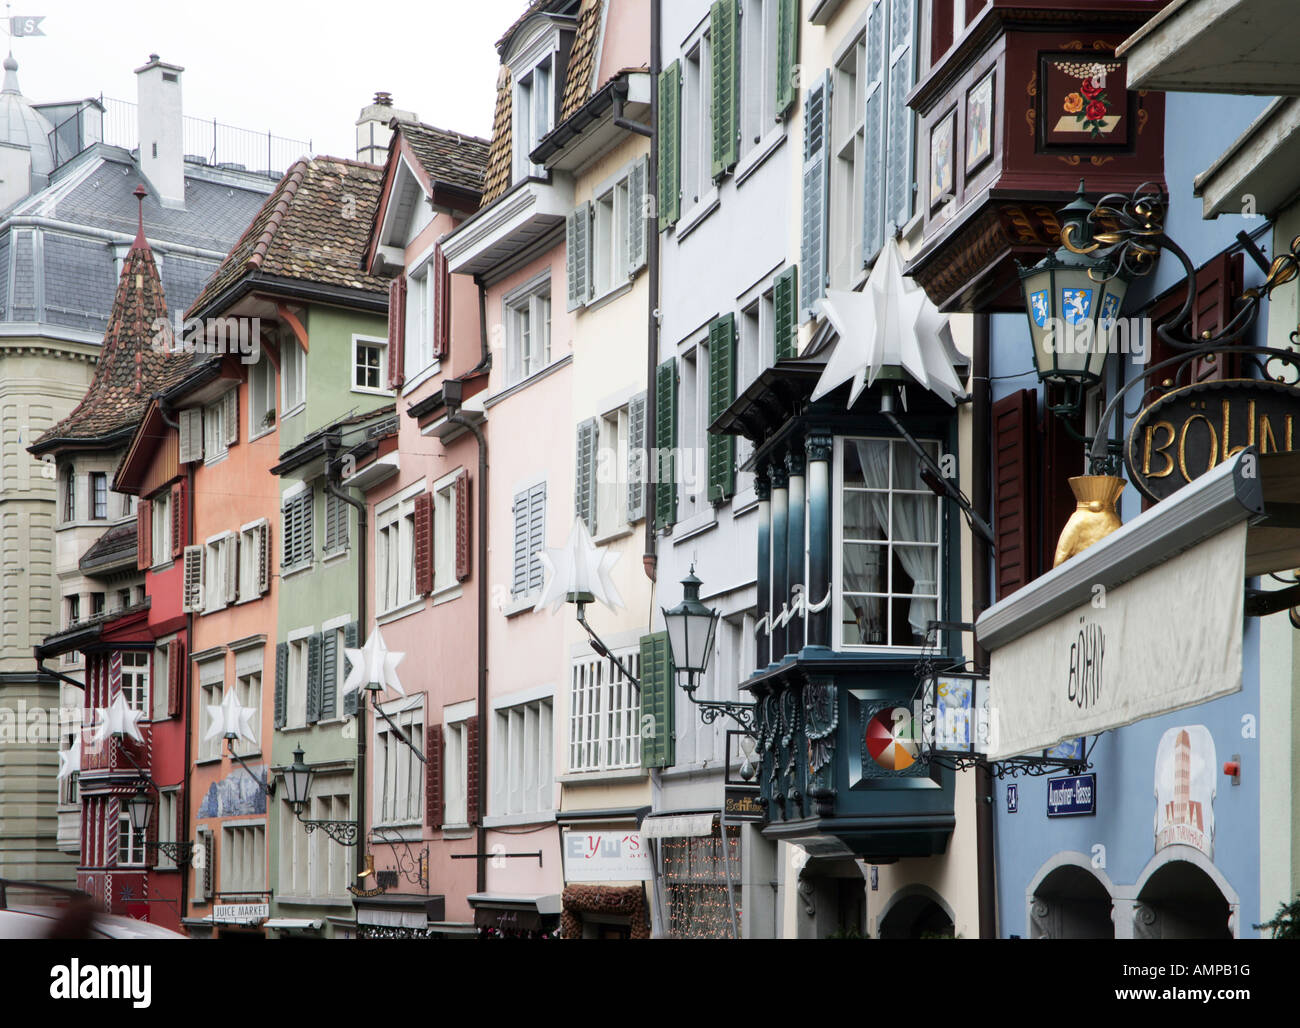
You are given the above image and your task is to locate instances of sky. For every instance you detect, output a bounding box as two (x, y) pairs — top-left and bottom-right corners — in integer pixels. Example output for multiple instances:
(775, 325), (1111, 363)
(9, 0), (528, 160)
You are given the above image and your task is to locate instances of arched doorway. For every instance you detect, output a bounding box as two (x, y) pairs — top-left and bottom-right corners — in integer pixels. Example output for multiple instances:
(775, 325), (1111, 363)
(878, 888), (955, 939)
(1029, 864), (1114, 939)
(1135, 857), (1233, 939)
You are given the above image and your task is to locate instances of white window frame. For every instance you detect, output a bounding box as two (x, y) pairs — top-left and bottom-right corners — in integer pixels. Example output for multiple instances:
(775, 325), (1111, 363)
(249, 354), (277, 438)
(203, 398), (228, 465)
(503, 274), (553, 387)
(740, 0), (780, 158)
(490, 694), (554, 819)
(204, 531), (237, 614)
(678, 337), (710, 522)
(156, 789), (179, 871)
(681, 32), (714, 217)
(281, 339), (307, 416)
(235, 667), (262, 751)
(352, 334), (390, 395)
(220, 820), (266, 893)
(443, 713), (472, 828)
(406, 259), (438, 379)
(374, 695), (425, 827)
(238, 518), (269, 602)
(375, 481), (424, 617)
(286, 628), (312, 731)
(90, 471), (108, 520)
(117, 809), (146, 867)
(151, 489), (172, 568)
(830, 30), (867, 290)
(197, 662), (226, 762)
(120, 650), (150, 715)
(432, 471), (458, 595)
(152, 637), (174, 722)
(512, 51), (556, 182)
(595, 405), (629, 538)
(568, 649), (641, 774)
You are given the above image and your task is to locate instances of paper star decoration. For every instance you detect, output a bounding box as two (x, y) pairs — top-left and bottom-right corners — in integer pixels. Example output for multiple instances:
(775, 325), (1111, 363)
(92, 693), (145, 745)
(534, 517), (624, 614)
(57, 735), (81, 782)
(811, 237), (967, 409)
(342, 627), (406, 698)
(204, 689), (257, 746)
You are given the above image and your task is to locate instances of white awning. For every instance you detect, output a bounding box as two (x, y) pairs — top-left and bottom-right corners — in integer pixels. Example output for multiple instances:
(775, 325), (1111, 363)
(264, 918), (322, 931)
(977, 449), (1300, 760)
(640, 813), (717, 839)
(355, 908), (427, 929)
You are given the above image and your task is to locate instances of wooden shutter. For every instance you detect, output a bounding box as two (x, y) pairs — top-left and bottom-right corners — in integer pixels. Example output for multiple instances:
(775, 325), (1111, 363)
(640, 632), (675, 769)
(512, 491), (529, 595)
(455, 473), (471, 582)
(306, 632), (323, 724)
(171, 482), (185, 557)
(201, 830), (214, 899)
(883, 0), (915, 236)
(167, 638), (183, 718)
(1144, 251), (1244, 402)
(527, 483), (547, 593)
(388, 275), (407, 390)
(465, 716), (480, 827)
(258, 521), (271, 593)
(575, 418), (599, 532)
(426, 724), (444, 829)
(773, 265), (799, 361)
(657, 61), (682, 230)
(174, 786), (186, 864)
(137, 500), (151, 571)
(566, 202), (592, 311)
(627, 156), (648, 275)
(182, 545), (204, 613)
(775, 0), (800, 116)
(993, 389), (1039, 600)
(710, 0), (740, 179)
(863, 1), (889, 261)
(223, 536), (239, 605)
(655, 358), (678, 529)
(707, 314), (736, 502)
(801, 72), (832, 320)
(627, 392), (647, 524)
(414, 491), (433, 596)
(145, 789), (158, 867)
(178, 408), (203, 463)
(432, 245), (450, 360)
(320, 629), (338, 721)
(343, 621), (360, 717)
(223, 388), (239, 446)
(274, 641), (288, 730)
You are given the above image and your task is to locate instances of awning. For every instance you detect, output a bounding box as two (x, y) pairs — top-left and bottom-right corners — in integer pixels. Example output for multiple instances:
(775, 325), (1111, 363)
(467, 893), (562, 933)
(355, 907), (427, 930)
(1195, 97), (1300, 219)
(976, 449), (1300, 759)
(264, 918), (323, 931)
(639, 813), (717, 839)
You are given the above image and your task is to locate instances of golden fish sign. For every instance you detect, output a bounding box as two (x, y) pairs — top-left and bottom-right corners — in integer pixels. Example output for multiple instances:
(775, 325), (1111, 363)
(1126, 379), (1300, 502)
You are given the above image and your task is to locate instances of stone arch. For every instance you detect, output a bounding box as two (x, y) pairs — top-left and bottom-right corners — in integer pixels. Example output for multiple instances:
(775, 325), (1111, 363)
(876, 883), (957, 939)
(1132, 846), (1239, 939)
(1025, 851), (1116, 939)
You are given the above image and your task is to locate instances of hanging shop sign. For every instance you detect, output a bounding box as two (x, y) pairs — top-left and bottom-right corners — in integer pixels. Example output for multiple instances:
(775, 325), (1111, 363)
(561, 830), (652, 883)
(1046, 773), (1097, 817)
(724, 788), (764, 821)
(212, 902), (269, 925)
(1126, 379), (1300, 502)
(922, 673), (993, 756)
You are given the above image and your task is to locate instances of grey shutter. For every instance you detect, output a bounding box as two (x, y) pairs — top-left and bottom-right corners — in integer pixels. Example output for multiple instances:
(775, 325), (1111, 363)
(281, 502), (293, 568)
(883, 0), (916, 235)
(511, 491), (529, 596)
(223, 536), (239, 605)
(320, 629), (338, 721)
(274, 641), (288, 730)
(626, 392), (647, 524)
(178, 408), (203, 463)
(566, 202), (591, 311)
(258, 521), (270, 593)
(305, 632), (322, 724)
(627, 156), (648, 275)
(343, 622), (360, 717)
(528, 482), (547, 593)
(182, 545), (204, 612)
(863, 0), (889, 261)
(575, 418), (598, 534)
(223, 389), (239, 446)
(300, 491), (315, 565)
(800, 72), (832, 320)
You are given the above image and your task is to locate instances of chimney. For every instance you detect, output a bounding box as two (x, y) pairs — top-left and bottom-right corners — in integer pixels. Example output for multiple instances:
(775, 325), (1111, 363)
(355, 91), (418, 165)
(135, 54), (186, 208)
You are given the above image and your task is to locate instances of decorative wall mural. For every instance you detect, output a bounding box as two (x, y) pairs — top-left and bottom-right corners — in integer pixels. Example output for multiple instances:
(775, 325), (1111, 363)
(966, 70), (994, 173)
(1153, 725), (1216, 859)
(197, 765), (268, 818)
(1041, 54), (1128, 147)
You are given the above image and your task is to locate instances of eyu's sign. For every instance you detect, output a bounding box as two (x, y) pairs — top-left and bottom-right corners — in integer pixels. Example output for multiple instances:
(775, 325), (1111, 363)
(1127, 379), (1300, 501)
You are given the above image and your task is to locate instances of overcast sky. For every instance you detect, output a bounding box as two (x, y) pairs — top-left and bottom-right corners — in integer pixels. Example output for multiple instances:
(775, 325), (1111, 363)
(11, 0), (526, 160)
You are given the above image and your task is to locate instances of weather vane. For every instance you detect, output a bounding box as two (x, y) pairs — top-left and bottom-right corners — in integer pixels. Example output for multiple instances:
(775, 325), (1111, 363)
(4, 6), (45, 46)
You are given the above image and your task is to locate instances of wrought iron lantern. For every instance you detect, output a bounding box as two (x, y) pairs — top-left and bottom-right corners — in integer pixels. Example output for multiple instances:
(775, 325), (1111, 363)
(126, 782), (153, 833)
(283, 746), (315, 816)
(661, 568), (720, 694)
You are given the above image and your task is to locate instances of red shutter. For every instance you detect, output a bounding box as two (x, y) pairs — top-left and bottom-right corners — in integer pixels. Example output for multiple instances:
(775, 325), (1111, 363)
(145, 789), (159, 868)
(167, 638), (184, 719)
(465, 716), (480, 827)
(455, 473), (471, 582)
(426, 725), (444, 829)
(388, 275), (407, 390)
(414, 491), (433, 595)
(1040, 386), (1082, 574)
(174, 786), (186, 859)
(1144, 251), (1244, 403)
(433, 246), (450, 360)
(137, 501), (151, 571)
(993, 389), (1038, 600)
(171, 482), (185, 557)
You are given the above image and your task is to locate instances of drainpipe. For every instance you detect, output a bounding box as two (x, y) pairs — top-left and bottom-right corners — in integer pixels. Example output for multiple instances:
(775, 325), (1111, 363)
(970, 314), (995, 940)
(643, 0), (662, 583)
(324, 464), (368, 879)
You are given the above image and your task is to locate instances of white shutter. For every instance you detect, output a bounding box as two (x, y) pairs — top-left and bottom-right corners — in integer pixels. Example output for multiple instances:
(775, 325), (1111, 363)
(800, 71), (832, 320)
(626, 392), (647, 523)
(512, 492), (529, 595)
(258, 521), (271, 593)
(863, 1), (888, 262)
(182, 545), (204, 613)
(223, 389), (239, 446)
(883, 0), (916, 235)
(627, 157), (648, 275)
(527, 482), (547, 593)
(224, 536), (239, 605)
(179, 408), (204, 463)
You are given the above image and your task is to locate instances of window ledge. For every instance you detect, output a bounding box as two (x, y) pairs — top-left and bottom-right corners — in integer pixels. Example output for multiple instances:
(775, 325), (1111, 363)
(559, 767), (646, 784)
(731, 488), (759, 517)
(502, 593), (540, 618)
(482, 811), (556, 829)
(582, 279), (635, 315)
(672, 505), (718, 542)
(401, 360), (443, 397)
(372, 823), (422, 841)
(282, 402), (306, 420)
(281, 561), (315, 581)
(322, 548), (351, 568)
(194, 756), (225, 767)
(352, 386), (395, 399)
(276, 895), (355, 909)
(203, 451), (229, 469)
(150, 560), (174, 573)
(484, 352), (574, 409)
(376, 596), (426, 626)
(248, 423), (276, 443)
(441, 826), (474, 840)
(432, 583), (463, 607)
(593, 526), (635, 546)
(735, 126), (787, 187)
(674, 188), (721, 243)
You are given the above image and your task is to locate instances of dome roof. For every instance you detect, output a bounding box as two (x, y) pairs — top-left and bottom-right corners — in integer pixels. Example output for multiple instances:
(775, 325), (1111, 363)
(0, 54), (55, 177)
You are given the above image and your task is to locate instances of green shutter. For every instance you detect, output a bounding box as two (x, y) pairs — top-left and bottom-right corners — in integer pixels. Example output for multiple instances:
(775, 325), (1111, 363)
(342, 621), (359, 717)
(707, 314), (736, 503)
(274, 641), (288, 730)
(305, 632), (322, 724)
(657, 61), (682, 230)
(654, 358), (677, 530)
(710, 0), (740, 179)
(640, 631), (675, 769)
(773, 265), (799, 361)
(574, 418), (598, 533)
(775, 0), (800, 116)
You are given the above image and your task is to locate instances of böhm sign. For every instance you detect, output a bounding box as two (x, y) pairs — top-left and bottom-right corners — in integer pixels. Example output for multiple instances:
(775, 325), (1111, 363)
(1127, 378), (1300, 501)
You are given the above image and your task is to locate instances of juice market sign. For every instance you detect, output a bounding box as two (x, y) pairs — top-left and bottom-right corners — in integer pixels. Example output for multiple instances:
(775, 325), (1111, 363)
(1127, 379), (1300, 502)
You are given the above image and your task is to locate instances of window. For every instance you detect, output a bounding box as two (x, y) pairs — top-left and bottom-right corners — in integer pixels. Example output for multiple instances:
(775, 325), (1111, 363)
(62, 467), (75, 523)
(830, 33), (867, 288)
(203, 400), (228, 463)
(740, 0), (779, 151)
(679, 341), (710, 520)
(663, 824), (742, 939)
(596, 408), (627, 534)
(492, 696), (553, 817)
(593, 180), (628, 298)
(152, 642), (171, 722)
(375, 698), (424, 825)
(279, 774), (350, 899)
(353, 335), (388, 393)
(221, 821), (266, 892)
(444, 720), (470, 826)
(117, 809), (145, 867)
(121, 493), (137, 518)
(282, 339), (306, 413)
(198, 672), (225, 761)
(156, 791), (179, 871)
(58, 732), (78, 806)
(323, 492), (349, 555)
(238, 520), (271, 601)
(151, 489), (171, 567)
(682, 39), (713, 209)
(504, 279), (552, 386)
(250, 355), (277, 434)
(433, 479), (455, 593)
(376, 492), (417, 614)
(119, 588), (133, 612)
(204, 533), (237, 613)
(838, 437), (942, 648)
(510, 482), (547, 598)
(91, 592), (105, 617)
(236, 670), (261, 749)
(287, 637), (309, 730)
(567, 160), (649, 310)
(90, 472), (108, 520)
(281, 489), (314, 572)
(568, 650), (641, 773)
(65, 594), (80, 628)
(514, 55), (555, 181)
(120, 651), (149, 714)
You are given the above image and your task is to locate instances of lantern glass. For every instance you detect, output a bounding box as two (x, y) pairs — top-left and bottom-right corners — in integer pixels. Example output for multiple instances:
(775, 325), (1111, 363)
(284, 747), (314, 812)
(661, 571), (720, 684)
(127, 786), (153, 833)
(1021, 248), (1127, 388)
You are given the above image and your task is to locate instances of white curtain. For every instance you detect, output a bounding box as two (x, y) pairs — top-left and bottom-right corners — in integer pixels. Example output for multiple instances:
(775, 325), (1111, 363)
(842, 444), (886, 644)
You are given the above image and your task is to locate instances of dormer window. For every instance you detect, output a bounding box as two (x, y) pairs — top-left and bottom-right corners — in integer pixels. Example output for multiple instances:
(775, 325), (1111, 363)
(504, 12), (577, 185)
(514, 57), (556, 181)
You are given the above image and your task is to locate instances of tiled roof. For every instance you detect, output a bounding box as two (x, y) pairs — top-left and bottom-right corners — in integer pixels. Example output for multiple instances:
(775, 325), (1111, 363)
(31, 228), (188, 450)
(495, 0), (554, 52)
(480, 67), (515, 209)
(560, 0), (604, 122)
(187, 156), (388, 318)
(393, 121), (490, 194)
(79, 522), (137, 574)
